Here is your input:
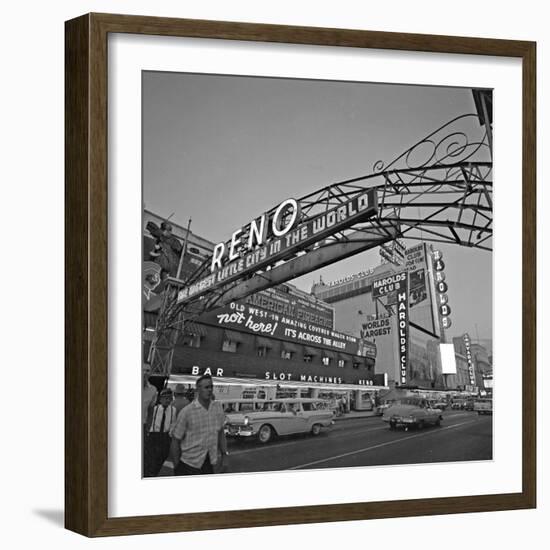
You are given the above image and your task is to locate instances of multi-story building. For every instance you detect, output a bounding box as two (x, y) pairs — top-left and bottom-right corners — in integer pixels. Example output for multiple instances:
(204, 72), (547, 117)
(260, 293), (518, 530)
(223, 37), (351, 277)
(311, 243), (444, 389)
(142, 212), (385, 408)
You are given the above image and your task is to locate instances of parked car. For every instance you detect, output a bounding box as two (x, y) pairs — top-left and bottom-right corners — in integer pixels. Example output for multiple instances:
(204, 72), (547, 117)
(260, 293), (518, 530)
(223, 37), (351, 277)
(382, 397), (443, 431)
(224, 398), (335, 443)
(431, 400), (449, 411)
(473, 398), (493, 415)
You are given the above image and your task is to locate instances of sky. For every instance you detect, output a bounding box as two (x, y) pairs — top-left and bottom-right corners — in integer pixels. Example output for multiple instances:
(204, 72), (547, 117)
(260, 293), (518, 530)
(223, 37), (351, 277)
(142, 71), (492, 341)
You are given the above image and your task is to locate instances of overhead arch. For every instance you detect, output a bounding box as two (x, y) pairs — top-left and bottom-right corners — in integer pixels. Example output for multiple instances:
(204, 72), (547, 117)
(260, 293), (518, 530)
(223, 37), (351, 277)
(148, 113), (492, 374)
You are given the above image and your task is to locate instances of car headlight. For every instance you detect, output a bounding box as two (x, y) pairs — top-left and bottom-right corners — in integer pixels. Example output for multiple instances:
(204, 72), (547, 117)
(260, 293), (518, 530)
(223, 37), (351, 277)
(243, 416), (249, 426)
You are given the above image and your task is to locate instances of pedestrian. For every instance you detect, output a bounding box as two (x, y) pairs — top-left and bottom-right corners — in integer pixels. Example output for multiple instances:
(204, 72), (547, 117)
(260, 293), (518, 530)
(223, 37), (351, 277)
(144, 388), (177, 477)
(170, 374), (228, 475)
(173, 384), (191, 415)
(142, 362), (158, 438)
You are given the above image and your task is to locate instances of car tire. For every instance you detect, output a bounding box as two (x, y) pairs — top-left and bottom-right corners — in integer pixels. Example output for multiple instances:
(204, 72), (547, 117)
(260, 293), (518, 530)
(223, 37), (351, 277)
(311, 423), (322, 436)
(258, 424), (274, 444)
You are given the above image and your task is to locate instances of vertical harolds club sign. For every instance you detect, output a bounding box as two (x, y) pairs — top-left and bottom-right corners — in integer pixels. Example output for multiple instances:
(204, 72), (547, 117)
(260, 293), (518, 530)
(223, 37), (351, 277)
(463, 333), (476, 386)
(432, 249), (452, 330)
(396, 276), (410, 385)
(372, 271), (410, 385)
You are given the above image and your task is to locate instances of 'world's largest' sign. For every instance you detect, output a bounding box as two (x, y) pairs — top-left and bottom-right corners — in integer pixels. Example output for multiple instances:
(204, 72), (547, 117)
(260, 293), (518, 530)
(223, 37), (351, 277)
(178, 190), (377, 303)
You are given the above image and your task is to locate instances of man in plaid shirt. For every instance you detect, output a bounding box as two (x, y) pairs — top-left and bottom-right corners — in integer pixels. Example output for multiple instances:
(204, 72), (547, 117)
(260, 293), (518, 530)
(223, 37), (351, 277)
(170, 374), (228, 475)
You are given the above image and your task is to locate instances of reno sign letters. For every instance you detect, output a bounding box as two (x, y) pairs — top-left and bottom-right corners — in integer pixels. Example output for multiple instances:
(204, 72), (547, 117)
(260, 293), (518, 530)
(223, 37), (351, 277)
(178, 190), (377, 303)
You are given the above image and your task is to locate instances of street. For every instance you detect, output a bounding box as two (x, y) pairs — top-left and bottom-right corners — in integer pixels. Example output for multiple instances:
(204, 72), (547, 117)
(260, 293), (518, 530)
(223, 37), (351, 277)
(223, 410), (492, 473)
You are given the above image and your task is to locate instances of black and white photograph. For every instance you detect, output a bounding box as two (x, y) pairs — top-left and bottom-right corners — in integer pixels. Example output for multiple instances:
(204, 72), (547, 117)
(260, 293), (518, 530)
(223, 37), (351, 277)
(141, 72), (494, 478)
(2, 0), (544, 544)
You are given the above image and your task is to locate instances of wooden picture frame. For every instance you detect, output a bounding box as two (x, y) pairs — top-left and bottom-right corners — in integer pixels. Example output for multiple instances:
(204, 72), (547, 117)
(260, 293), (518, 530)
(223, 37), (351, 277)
(65, 12), (536, 537)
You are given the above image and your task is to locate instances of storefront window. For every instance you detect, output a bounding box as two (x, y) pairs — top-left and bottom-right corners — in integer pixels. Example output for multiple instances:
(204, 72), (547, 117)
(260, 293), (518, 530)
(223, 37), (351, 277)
(337, 359), (345, 368)
(281, 350), (293, 360)
(352, 362), (360, 369)
(257, 346), (268, 358)
(322, 356), (330, 366)
(222, 339), (238, 353)
(182, 334), (201, 348)
(304, 354), (313, 363)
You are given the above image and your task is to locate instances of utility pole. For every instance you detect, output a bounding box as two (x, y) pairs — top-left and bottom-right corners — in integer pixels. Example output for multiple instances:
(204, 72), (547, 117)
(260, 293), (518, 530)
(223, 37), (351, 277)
(176, 217), (192, 280)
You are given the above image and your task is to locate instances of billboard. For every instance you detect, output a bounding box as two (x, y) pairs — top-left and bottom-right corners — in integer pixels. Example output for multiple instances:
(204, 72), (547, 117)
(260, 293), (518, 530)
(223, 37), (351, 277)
(440, 343), (458, 374)
(360, 315), (392, 339)
(244, 287), (333, 329)
(199, 288), (369, 356)
(404, 243), (428, 308)
(372, 271), (407, 299)
(373, 246), (430, 314)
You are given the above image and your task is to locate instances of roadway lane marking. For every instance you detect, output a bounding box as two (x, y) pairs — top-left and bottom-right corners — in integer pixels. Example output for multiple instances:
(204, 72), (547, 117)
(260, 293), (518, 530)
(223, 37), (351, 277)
(288, 419), (479, 470)
(228, 425), (388, 456)
(228, 417), (478, 457)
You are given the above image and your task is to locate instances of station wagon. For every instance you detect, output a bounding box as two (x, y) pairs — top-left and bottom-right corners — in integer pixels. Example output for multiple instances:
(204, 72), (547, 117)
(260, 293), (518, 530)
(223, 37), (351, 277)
(225, 398), (335, 443)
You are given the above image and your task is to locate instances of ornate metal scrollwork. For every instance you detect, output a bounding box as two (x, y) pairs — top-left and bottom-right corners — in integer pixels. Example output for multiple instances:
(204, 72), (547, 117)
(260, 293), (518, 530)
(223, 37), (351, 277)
(373, 114), (491, 173)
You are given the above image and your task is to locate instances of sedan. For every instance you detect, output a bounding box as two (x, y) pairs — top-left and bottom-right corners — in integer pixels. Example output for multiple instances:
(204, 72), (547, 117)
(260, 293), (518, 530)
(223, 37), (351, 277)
(382, 397), (443, 431)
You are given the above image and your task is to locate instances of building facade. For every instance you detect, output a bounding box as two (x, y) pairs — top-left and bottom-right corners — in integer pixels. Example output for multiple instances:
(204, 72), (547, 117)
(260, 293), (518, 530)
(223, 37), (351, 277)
(143, 213), (385, 408)
(311, 244), (445, 389)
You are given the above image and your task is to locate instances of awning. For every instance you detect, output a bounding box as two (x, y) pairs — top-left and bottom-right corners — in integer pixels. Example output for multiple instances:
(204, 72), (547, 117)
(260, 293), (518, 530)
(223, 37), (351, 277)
(256, 336), (274, 349)
(282, 341), (300, 353)
(304, 346), (320, 356)
(224, 329), (245, 344)
(322, 350), (336, 359)
(168, 373), (388, 392)
(184, 321), (207, 337)
(352, 356), (367, 365)
(337, 353), (349, 362)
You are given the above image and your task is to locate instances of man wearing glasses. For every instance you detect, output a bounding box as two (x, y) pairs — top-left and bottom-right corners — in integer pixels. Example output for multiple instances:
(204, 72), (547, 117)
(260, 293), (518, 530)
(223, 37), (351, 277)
(170, 374), (228, 475)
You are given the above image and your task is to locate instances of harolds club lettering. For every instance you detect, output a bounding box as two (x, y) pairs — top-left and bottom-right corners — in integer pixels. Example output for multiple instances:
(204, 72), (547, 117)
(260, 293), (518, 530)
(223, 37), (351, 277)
(396, 273), (409, 384)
